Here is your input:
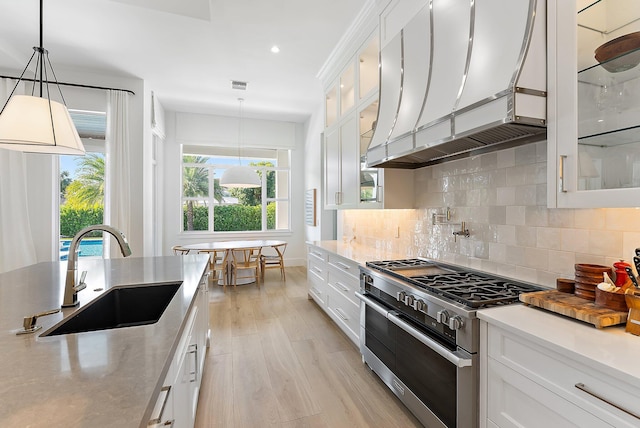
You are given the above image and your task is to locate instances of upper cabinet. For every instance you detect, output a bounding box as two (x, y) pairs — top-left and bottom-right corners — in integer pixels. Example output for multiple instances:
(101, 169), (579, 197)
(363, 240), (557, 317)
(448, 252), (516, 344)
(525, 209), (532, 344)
(322, 29), (413, 210)
(548, 0), (640, 207)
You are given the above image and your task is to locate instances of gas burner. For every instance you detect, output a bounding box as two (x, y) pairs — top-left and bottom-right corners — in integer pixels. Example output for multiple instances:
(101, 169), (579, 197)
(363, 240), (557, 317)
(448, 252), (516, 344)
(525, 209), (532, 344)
(365, 258), (541, 308)
(366, 259), (433, 269)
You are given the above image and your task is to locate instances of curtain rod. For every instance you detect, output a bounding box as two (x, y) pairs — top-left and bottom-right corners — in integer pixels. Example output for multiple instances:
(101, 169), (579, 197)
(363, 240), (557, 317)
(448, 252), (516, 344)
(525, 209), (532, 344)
(0, 74), (136, 95)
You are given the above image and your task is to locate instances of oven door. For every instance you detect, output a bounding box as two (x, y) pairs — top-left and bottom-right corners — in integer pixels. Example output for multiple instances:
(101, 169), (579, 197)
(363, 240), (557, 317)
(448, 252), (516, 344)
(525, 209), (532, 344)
(357, 292), (477, 428)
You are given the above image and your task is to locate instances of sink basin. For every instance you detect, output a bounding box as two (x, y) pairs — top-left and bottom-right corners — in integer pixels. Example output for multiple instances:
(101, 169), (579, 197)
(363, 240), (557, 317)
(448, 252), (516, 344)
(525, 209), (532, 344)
(42, 282), (182, 337)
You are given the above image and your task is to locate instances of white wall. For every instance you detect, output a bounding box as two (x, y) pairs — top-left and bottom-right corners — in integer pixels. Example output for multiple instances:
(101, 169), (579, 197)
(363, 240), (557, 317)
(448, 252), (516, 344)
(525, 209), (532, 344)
(162, 110), (307, 267)
(303, 106), (336, 243)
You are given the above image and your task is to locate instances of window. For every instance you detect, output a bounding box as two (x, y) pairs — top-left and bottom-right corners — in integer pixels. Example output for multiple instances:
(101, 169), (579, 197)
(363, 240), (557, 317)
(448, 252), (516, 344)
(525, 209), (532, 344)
(59, 110), (107, 260)
(181, 145), (290, 233)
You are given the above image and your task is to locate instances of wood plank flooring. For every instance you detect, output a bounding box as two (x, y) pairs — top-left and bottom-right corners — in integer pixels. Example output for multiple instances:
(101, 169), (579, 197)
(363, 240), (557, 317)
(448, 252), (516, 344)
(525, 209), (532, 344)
(194, 266), (423, 428)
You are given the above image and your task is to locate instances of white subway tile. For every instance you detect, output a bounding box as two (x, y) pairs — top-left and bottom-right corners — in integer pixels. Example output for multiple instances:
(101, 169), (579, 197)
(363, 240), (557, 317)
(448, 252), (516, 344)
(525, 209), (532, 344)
(574, 209), (605, 230)
(547, 250), (576, 275)
(515, 144), (537, 166)
(497, 148), (516, 168)
(497, 187), (516, 206)
(489, 242), (507, 262)
(525, 247), (549, 270)
(516, 226), (537, 247)
(560, 228), (589, 253)
(605, 208), (640, 232)
(506, 206), (526, 225)
(497, 225), (517, 245)
(514, 185), (538, 206)
(588, 229), (623, 259)
(537, 227), (562, 250)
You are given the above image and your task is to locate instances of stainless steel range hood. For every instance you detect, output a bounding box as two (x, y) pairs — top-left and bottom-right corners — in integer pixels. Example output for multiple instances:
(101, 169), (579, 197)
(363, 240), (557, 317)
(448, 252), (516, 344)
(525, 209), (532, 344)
(367, 0), (547, 169)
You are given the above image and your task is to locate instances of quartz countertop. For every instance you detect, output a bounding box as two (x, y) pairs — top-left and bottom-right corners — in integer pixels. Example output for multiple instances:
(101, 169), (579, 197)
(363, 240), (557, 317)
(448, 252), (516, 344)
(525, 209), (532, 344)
(0, 255), (209, 428)
(306, 240), (405, 265)
(478, 304), (640, 385)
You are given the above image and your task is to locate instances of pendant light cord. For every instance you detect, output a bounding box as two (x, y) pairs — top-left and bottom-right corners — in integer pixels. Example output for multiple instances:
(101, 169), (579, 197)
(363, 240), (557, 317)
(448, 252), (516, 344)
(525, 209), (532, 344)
(238, 97), (244, 166)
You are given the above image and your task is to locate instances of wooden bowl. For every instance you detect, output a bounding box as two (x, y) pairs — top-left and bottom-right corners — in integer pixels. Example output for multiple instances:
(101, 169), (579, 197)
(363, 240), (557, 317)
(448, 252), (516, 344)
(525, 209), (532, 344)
(556, 278), (575, 293)
(574, 272), (605, 285)
(595, 288), (628, 312)
(575, 263), (612, 274)
(595, 31), (640, 73)
(574, 288), (596, 300)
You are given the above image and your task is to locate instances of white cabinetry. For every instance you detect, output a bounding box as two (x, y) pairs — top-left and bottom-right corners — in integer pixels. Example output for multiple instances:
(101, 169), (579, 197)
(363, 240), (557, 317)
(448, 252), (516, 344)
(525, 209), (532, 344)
(148, 275), (209, 428)
(308, 246), (328, 307)
(548, 0), (640, 207)
(481, 321), (640, 428)
(307, 244), (360, 345)
(324, 113), (359, 209)
(323, 32), (413, 210)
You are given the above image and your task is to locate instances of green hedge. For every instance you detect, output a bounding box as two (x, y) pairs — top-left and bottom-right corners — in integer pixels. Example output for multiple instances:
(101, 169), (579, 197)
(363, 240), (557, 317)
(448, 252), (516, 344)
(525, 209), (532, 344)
(60, 206), (104, 237)
(183, 203), (276, 231)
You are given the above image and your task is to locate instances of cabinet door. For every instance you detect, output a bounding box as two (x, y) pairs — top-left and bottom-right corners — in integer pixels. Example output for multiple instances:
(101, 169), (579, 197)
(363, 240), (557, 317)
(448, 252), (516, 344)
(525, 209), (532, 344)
(548, 0), (640, 208)
(324, 126), (341, 209)
(339, 114), (359, 208)
(487, 358), (614, 428)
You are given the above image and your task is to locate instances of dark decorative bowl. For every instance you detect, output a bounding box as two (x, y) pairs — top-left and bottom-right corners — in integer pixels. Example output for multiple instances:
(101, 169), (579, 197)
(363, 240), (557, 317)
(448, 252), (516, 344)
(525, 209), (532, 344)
(595, 31), (640, 73)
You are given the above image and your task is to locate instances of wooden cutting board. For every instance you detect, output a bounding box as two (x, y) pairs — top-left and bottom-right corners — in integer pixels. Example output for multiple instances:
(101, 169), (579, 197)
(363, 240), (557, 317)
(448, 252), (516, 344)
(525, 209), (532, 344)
(519, 290), (628, 328)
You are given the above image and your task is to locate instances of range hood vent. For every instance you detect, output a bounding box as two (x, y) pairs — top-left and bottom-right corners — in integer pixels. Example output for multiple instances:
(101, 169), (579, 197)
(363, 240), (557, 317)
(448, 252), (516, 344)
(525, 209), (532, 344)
(367, 0), (547, 169)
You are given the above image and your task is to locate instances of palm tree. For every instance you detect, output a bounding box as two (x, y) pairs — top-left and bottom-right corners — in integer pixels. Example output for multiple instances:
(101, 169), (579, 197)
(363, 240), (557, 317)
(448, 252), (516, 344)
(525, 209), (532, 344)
(183, 156), (209, 230)
(64, 154), (105, 209)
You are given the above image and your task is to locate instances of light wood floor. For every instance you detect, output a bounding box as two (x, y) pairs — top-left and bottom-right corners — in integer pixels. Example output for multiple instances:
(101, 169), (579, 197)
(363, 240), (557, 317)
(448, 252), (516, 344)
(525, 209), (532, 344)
(194, 266), (423, 428)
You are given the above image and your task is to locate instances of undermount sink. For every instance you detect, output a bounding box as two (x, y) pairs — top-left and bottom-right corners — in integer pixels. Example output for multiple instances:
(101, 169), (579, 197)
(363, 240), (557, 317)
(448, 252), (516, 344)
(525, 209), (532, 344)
(42, 282), (182, 337)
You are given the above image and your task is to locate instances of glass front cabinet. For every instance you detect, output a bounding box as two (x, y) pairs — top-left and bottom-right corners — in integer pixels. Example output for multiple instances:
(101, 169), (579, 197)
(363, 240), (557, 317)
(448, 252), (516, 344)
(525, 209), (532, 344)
(549, 0), (640, 207)
(323, 33), (413, 210)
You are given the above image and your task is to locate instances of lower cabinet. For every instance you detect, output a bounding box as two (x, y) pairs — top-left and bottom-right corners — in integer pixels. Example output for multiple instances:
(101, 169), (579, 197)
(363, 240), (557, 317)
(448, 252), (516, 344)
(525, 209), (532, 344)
(148, 275), (209, 428)
(307, 245), (360, 345)
(481, 322), (640, 428)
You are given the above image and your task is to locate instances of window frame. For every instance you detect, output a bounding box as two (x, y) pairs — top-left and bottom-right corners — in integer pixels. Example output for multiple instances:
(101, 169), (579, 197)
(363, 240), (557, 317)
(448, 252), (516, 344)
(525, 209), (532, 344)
(180, 146), (291, 236)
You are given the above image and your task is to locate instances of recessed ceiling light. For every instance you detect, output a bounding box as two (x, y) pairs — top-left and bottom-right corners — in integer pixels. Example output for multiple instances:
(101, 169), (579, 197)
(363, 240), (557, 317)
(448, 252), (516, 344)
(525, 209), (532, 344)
(270, 45), (280, 54)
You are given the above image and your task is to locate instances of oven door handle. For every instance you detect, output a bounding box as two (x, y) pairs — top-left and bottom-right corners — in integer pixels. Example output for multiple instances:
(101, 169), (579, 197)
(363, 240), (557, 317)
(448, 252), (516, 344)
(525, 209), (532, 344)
(357, 292), (472, 368)
(387, 313), (473, 369)
(356, 292), (391, 317)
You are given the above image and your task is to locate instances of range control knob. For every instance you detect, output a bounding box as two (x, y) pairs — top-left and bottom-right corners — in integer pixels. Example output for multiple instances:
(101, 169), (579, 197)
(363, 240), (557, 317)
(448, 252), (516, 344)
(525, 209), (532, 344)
(404, 295), (415, 306)
(448, 315), (464, 330)
(436, 310), (450, 324)
(413, 299), (427, 313)
(396, 291), (407, 302)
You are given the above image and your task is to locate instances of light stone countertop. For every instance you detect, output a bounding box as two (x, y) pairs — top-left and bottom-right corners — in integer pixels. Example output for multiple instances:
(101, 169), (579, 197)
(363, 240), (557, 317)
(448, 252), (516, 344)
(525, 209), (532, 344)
(478, 304), (640, 387)
(306, 240), (406, 265)
(0, 255), (209, 428)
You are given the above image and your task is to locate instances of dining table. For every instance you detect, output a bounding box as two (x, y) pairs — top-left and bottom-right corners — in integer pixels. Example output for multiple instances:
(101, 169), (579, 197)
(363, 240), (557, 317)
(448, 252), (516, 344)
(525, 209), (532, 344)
(181, 239), (286, 285)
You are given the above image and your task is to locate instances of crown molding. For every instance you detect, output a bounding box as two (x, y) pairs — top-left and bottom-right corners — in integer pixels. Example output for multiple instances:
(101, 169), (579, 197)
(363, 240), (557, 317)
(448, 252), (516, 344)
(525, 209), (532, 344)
(316, 0), (380, 88)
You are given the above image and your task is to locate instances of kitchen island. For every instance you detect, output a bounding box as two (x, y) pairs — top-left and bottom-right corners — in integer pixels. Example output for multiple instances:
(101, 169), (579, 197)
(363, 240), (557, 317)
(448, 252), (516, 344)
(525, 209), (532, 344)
(0, 255), (209, 428)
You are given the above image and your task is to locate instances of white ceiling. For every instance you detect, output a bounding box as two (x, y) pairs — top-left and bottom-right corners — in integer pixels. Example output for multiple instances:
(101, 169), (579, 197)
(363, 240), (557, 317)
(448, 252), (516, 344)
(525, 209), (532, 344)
(0, 0), (367, 122)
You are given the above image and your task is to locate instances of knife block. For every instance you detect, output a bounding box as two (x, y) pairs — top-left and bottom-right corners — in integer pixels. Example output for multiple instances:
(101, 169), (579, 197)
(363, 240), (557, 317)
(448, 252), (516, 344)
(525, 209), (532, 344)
(624, 293), (640, 336)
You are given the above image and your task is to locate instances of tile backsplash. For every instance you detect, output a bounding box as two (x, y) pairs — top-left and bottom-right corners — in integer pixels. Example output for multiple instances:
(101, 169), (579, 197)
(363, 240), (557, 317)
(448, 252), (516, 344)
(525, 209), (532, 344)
(339, 141), (640, 287)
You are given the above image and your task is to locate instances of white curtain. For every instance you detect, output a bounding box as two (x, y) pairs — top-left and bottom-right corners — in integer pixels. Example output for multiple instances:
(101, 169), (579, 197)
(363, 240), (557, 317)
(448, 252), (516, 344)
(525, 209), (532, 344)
(105, 90), (130, 257)
(0, 78), (38, 273)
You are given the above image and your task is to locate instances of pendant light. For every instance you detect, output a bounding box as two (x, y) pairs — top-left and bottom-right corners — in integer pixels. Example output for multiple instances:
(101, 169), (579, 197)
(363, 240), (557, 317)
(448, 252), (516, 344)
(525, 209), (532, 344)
(0, 0), (85, 155)
(220, 98), (260, 188)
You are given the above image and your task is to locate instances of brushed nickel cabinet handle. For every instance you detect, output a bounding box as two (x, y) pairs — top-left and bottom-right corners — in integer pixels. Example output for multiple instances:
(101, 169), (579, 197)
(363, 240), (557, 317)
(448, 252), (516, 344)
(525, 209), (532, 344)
(575, 383), (640, 419)
(334, 307), (349, 320)
(559, 155), (567, 193)
(335, 281), (349, 292)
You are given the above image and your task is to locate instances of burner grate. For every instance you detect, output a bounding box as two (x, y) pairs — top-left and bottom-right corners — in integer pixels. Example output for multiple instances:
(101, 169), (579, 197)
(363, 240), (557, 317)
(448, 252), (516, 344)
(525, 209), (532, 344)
(366, 259), (541, 308)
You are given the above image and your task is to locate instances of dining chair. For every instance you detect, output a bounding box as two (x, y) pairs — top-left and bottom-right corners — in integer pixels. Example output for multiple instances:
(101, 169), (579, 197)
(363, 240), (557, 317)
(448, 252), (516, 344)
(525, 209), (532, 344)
(172, 245), (190, 255)
(260, 243), (287, 281)
(230, 247), (262, 288)
(199, 250), (230, 290)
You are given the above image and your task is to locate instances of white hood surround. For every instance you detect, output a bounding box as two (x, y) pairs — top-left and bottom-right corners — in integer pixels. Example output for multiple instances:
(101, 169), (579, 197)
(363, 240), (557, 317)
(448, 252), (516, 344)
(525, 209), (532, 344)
(368, 0), (547, 169)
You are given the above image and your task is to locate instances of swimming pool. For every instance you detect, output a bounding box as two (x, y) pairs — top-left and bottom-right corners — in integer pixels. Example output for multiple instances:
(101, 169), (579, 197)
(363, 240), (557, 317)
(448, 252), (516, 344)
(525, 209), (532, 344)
(59, 239), (103, 260)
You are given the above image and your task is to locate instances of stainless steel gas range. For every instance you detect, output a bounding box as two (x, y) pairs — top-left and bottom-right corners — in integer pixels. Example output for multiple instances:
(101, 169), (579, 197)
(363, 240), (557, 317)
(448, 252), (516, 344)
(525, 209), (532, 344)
(357, 258), (541, 428)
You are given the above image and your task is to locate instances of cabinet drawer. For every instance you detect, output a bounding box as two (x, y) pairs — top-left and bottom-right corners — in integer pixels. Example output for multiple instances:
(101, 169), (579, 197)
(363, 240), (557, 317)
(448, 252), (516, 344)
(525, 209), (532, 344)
(308, 271), (327, 307)
(487, 357), (613, 428)
(308, 247), (328, 263)
(488, 327), (640, 427)
(327, 254), (359, 281)
(326, 283), (360, 345)
(308, 257), (327, 282)
(327, 267), (359, 306)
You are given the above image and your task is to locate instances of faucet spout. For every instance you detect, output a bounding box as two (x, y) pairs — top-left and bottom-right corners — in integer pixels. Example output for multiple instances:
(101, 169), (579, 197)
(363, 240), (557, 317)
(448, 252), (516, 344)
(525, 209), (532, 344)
(63, 225), (132, 308)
